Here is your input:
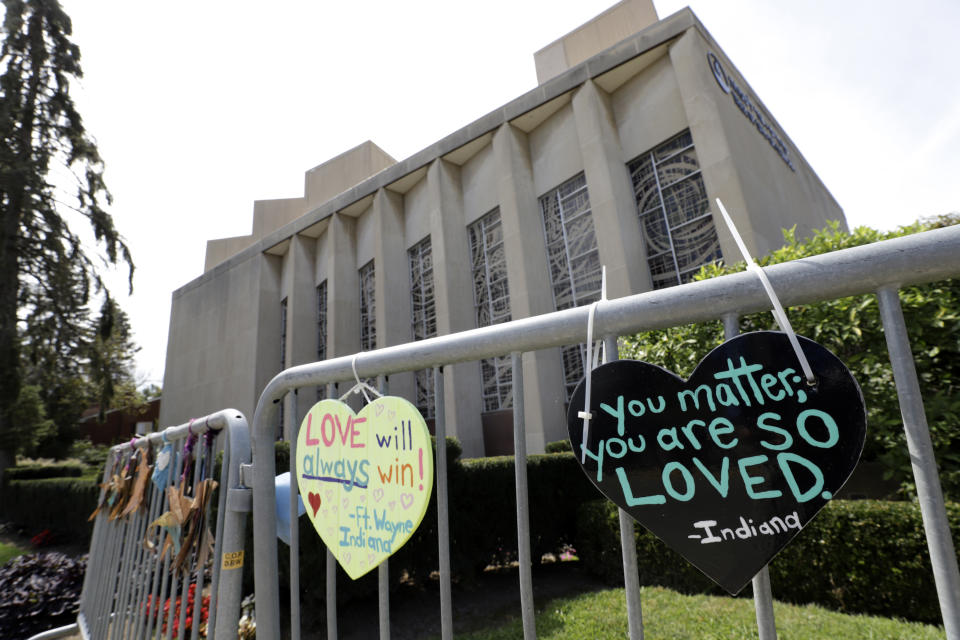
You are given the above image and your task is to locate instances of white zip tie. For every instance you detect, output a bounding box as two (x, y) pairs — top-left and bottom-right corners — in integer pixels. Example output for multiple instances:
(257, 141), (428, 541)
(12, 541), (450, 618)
(579, 266), (607, 464)
(715, 198), (816, 385)
(339, 354), (382, 403)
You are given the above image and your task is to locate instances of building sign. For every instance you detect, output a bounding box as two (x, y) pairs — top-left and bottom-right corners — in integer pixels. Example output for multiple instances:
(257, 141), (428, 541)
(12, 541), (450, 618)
(567, 331), (866, 594)
(707, 52), (796, 171)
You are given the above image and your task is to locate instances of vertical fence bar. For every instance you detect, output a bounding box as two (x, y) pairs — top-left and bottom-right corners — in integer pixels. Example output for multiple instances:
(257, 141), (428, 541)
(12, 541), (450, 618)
(190, 436), (215, 640)
(378, 560), (390, 640)
(115, 448), (142, 634)
(92, 512), (115, 637)
(751, 567), (776, 638)
(378, 375), (392, 640)
(109, 450), (132, 633)
(325, 549), (338, 640)
(84, 453), (115, 637)
(152, 448), (181, 640)
(100, 452), (127, 638)
(160, 448), (184, 640)
(133, 466), (164, 639)
(723, 312), (779, 640)
(326, 382), (339, 640)
(604, 334), (644, 640)
(434, 366), (454, 640)
(207, 430), (228, 640)
(177, 443), (205, 639)
(290, 391), (302, 640)
(129, 505), (153, 636)
(162, 448), (184, 640)
(79, 457), (111, 608)
(213, 413), (252, 640)
(127, 486), (155, 637)
(104, 511), (125, 636)
(511, 352), (537, 639)
(877, 286), (960, 638)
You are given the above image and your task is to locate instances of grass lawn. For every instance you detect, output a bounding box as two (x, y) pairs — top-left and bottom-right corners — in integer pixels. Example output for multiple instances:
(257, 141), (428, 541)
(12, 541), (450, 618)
(441, 586), (945, 640)
(0, 540), (27, 566)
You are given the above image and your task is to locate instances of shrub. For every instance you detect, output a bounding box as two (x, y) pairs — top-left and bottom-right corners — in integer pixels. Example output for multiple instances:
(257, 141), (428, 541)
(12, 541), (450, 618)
(67, 440), (112, 469)
(620, 216), (960, 499)
(3, 463), (85, 481)
(576, 498), (960, 623)
(268, 440), (596, 611)
(450, 452), (596, 570)
(0, 476), (99, 543)
(0, 552), (87, 639)
(545, 440), (572, 453)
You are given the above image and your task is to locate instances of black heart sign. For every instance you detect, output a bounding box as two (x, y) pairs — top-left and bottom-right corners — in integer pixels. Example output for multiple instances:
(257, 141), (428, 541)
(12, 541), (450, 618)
(567, 331), (866, 594)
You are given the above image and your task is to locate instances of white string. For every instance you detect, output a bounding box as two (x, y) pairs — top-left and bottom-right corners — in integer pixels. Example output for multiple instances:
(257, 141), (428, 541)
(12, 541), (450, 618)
(715, 198), (816, 385)
(338, 354), (383, 403)
(578, 266), (607, 464)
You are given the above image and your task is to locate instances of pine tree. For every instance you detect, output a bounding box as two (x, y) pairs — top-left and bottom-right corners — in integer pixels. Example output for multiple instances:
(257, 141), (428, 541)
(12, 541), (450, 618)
(0, 0), (133, 475)
(88, 296), (139, 420)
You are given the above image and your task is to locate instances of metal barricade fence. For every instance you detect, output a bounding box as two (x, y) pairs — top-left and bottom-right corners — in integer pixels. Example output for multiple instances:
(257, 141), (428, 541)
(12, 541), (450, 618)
(249, 224), (960, 640)
(29, 409), (251, 640)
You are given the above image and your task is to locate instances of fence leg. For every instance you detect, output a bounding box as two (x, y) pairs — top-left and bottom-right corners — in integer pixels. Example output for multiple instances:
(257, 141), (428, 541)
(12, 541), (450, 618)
(604, 335), (644, 640)
(326, 550), (338, 640)
(378, 375), (391, 640)
(877, 287), (960, 639)
(512, 352), (537, 639)
(751, 567), (777, 640)
(434, 366), (454, 640)
(290, 391), (302, 640)
(213, 413), (251, 640)
(326, 382), (339, 640)
(723, 313), (778, 640)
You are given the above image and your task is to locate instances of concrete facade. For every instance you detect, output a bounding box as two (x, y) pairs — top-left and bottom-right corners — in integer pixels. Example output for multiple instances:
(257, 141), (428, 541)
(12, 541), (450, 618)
(161, 4), (844, 457)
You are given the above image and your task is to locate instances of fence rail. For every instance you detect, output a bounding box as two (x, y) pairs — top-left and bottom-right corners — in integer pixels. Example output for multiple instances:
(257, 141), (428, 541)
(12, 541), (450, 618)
(250, 224), (960, 639)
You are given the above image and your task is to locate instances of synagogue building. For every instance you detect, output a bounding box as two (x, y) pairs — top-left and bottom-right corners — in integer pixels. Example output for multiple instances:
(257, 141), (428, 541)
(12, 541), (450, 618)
(160, 0), (845, 457)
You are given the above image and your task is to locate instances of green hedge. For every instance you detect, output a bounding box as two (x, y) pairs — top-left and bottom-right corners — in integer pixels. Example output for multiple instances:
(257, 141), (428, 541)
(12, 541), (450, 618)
(576, 498), (960, 623)
(6, 440), (954, 625)
(0, 476), (100, 541)
(545, 439), (572, 453)
(266, 439), (597, 611)
(4, 463), (86, 481)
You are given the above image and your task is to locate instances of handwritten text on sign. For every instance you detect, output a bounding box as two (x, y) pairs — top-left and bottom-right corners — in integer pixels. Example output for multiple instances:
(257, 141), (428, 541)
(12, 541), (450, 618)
(567, 332), (866, 594)
(296, 397), (434, 580)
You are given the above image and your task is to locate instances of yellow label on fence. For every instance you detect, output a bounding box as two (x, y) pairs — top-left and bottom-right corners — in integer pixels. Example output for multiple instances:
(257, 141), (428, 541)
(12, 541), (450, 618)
(222, 550), (244, 570)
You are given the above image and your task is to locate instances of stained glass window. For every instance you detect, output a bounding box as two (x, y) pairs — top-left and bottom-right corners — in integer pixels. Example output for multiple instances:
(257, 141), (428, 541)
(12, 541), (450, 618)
(468, 208), (513, 411)
(628, 130), (722, 289)
(316, 281), (327, 400)
(539, 173), (601, 400)
(359, 261), (376, 352)
(408, 238), (436, 418)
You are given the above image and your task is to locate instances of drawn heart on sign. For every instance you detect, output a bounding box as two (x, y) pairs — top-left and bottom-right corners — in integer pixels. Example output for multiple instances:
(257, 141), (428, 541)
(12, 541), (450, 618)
(567, 332), (866, 594)
(308, 492), (322, 517)
(296, 396), (434, 580)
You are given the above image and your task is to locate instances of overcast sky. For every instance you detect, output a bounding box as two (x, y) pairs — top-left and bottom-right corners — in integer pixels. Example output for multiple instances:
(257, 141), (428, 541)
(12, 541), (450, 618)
(58, 0), (960, 388)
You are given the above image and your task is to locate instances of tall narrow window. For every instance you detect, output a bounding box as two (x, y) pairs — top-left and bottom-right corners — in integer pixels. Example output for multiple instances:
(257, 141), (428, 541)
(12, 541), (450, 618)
(359, 261), (376, 352)
(316, 281), (328, 400)
(280, 298), (288, 369)
(628, 129), (722, 289)
(468, 208), (512, 411)
(279, 297), (288, 439)
(409, 237), (436, 418)
(540, 172), (602, 400)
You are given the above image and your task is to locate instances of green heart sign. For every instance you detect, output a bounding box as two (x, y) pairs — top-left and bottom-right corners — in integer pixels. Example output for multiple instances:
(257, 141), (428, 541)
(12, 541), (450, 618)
(295, 396), (434, 579)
